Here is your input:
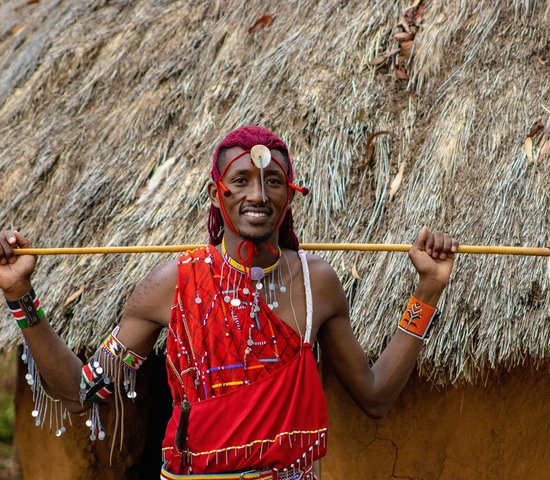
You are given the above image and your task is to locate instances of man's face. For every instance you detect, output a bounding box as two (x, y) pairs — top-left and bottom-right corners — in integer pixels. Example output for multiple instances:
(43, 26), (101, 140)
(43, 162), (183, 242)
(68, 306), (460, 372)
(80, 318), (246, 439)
(212, 146), (290, 244)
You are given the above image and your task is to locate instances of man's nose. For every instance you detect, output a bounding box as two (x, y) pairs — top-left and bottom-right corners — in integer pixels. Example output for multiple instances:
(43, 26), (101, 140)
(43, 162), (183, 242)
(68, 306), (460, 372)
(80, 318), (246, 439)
(246, 178), (266, 204)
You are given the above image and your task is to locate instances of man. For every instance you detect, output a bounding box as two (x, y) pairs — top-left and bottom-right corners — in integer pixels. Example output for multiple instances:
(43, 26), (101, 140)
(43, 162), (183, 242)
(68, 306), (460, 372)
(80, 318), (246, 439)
(0, 126), (458, 479)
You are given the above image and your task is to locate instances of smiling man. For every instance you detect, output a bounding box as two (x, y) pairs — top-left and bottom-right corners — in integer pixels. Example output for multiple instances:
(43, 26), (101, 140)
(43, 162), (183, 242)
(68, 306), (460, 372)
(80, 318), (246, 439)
(0, 126), (459, 480)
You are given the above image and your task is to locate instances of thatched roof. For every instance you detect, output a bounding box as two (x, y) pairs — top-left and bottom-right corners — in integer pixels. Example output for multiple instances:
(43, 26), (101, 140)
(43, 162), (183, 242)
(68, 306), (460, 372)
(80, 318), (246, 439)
(1, 0), (549, 386)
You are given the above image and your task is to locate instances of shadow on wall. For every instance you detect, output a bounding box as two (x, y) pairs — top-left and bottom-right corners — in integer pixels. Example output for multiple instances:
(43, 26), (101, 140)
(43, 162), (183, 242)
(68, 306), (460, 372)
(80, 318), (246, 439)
(14, 350), (172, 480)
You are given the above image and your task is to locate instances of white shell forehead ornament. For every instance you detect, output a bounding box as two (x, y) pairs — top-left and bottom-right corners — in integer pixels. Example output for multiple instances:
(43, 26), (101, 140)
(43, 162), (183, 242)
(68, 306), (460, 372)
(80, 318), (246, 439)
(250, 144), (272, 202)
(250, 144), (271, 168)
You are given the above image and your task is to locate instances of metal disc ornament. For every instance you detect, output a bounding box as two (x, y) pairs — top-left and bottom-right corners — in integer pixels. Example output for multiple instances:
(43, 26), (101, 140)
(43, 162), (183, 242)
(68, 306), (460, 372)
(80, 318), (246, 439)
(250, 266), (265, 281)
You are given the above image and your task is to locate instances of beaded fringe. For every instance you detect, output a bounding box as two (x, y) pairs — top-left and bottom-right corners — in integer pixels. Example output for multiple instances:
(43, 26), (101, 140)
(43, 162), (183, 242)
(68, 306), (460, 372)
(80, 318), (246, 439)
(79, 329), (145, 442)
(21, 332), (142, 444)
(21, 343), (72, 436)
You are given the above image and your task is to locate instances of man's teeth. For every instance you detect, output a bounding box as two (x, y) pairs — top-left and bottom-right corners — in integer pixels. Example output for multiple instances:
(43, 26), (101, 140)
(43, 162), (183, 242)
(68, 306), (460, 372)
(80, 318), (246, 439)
(243, 212), (268, 217)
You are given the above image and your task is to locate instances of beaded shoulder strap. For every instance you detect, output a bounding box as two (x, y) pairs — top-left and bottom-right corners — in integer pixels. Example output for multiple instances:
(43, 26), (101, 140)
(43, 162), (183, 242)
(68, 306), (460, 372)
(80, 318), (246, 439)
(297, 249), (313, 343)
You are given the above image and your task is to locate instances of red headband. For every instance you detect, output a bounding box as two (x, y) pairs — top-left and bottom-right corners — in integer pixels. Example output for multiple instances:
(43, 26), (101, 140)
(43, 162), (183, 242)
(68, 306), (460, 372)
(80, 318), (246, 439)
(217, 148), (309, 198)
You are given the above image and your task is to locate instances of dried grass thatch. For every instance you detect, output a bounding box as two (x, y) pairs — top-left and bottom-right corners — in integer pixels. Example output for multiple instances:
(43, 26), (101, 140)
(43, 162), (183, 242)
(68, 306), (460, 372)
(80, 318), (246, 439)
(1, 0), (549, 385)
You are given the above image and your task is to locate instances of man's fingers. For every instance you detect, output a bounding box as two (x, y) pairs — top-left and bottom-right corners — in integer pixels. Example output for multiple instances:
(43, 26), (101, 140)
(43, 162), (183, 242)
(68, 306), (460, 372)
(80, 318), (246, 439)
(2, 230), (18, 245)
(430, 232), (443, 258)
(431, 232), (459, 260)
(0, 240), (10, 264)
(413, 226), (430, 252)
(0, 230), (31, 264)
(425, 231), (434, 256)
(451, 237), (459, 253)
(13, 230), (31, 249)
(442, 233), (452, 253)
(413, 228), (458, 260)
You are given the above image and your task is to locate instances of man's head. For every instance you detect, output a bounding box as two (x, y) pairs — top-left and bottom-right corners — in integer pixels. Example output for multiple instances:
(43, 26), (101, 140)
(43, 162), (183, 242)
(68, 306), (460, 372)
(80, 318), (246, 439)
(211, 126), (293, 181)
(208, 126), (304, 250)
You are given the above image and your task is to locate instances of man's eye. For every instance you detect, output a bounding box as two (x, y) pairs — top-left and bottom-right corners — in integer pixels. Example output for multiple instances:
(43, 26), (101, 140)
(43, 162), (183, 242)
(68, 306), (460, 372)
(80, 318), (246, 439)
(230, 177), (247, 184)
(266, 178), (284, 185)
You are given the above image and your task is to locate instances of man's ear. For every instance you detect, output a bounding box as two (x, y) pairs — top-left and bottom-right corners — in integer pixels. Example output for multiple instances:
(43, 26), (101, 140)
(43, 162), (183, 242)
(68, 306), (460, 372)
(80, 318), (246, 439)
(207, 180), (220, 208)
(287, 188), (295, 209)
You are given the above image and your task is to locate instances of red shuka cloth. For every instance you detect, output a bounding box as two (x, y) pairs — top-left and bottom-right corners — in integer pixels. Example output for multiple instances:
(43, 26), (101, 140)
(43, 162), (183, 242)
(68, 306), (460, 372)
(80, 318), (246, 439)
(162, 247), (328, 475)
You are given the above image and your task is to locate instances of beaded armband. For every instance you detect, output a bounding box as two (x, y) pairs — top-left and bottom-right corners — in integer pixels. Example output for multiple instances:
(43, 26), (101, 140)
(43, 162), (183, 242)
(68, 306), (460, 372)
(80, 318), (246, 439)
(398, 296), (441, 340)
(80, 326), (147, 440)
(6, 289), (45, 328)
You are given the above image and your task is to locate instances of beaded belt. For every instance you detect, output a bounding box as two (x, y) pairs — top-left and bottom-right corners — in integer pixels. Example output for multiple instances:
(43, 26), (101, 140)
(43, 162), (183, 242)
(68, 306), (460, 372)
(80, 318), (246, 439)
(160, 463), (315, 480)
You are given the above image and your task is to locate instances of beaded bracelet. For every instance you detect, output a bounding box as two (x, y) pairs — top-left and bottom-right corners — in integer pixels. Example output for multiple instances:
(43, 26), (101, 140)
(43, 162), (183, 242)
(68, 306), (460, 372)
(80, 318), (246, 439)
(80, 326), (147, 440)
(80, 327), (147, 403)
(398, 295), (441, 340)
(6, 289), (45, 328)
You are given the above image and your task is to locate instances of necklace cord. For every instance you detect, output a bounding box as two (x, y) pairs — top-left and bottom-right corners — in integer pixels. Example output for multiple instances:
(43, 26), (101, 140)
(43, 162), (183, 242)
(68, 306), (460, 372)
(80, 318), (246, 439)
(282, 250), (302, 342)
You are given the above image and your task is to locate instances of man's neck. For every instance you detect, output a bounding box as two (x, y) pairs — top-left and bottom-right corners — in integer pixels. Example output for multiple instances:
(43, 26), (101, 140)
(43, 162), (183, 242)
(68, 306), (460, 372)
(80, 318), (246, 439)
(221, 232), (281, 269)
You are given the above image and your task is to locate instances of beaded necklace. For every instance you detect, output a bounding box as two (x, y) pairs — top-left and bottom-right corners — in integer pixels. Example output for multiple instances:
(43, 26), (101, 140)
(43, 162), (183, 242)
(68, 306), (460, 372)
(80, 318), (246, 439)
(221, 238), (287, 312)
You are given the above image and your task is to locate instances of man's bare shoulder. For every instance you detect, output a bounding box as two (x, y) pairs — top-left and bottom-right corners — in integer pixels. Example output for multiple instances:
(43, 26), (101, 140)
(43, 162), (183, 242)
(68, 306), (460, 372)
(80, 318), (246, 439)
(124, 259), (179, 326)
(146, 258), (179, 283)
(281, 250), (340, 285)
(301, 252), (349, 329)
(135, 258), (179, 294)
(303, 252), (342, 288)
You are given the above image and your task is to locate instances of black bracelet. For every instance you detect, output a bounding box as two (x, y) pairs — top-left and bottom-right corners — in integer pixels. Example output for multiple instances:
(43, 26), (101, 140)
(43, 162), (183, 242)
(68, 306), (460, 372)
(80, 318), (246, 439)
(6, 289), (44, 328)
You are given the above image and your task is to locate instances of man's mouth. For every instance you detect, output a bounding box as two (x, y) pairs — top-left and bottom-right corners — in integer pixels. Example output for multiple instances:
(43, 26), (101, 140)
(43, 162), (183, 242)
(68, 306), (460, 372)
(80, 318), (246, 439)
(241, 206), (272, 218)
(243, 211), (268, 217)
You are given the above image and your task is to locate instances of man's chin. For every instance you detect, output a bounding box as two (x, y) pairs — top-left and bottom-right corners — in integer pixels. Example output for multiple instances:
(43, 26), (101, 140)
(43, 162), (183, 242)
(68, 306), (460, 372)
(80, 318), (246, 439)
(237, 229), (273, 244)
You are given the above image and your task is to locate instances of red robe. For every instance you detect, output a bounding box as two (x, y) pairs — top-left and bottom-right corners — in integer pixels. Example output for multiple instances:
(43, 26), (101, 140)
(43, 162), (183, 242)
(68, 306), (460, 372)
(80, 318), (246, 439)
(162, 246), (328, 475)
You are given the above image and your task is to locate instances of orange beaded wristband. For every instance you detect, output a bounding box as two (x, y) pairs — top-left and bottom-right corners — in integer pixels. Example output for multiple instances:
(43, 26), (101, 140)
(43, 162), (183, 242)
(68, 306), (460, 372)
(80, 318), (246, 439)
(398, 296), (441, 340)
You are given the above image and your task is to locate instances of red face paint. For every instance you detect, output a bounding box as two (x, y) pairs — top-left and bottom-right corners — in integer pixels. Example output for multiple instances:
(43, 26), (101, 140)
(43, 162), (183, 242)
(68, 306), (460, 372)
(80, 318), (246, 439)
(208, 126), (307, 251)
(216, 147), (291, 247)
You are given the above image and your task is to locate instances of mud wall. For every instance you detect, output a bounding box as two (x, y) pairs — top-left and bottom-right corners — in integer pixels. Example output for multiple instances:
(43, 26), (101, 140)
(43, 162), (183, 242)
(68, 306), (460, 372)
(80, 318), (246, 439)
(14, 354), (550, 479)
(322, 363), (550, 479)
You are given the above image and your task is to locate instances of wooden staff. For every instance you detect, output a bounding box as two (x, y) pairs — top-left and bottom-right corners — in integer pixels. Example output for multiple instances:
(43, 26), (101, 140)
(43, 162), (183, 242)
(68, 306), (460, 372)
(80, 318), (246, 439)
(12, 244), (550, 256)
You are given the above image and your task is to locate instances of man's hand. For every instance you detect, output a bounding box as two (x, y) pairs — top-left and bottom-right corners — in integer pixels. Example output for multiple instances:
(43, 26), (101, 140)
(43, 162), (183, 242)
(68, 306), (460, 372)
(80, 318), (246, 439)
(0, 230), (37, 300)
(408, 226), (459, 301)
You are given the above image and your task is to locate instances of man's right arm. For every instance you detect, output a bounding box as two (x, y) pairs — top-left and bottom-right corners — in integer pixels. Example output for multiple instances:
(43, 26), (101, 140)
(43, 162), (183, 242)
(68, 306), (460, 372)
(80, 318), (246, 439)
(0, 229), (176, 413)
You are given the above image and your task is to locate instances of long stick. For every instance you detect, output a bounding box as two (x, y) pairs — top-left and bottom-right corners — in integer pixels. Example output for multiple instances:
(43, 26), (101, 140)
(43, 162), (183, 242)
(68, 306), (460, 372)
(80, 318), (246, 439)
(12, 244), (550, 256)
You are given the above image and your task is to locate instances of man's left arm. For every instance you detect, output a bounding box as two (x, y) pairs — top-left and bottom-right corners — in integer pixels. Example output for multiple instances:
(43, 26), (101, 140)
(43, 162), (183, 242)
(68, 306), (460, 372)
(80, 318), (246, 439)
(316, 227), (458, 419)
